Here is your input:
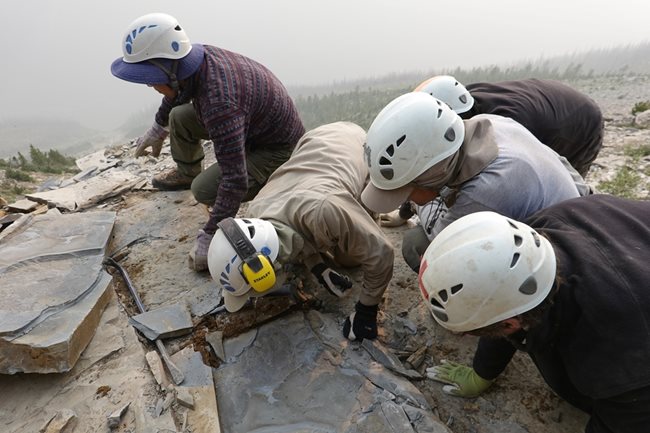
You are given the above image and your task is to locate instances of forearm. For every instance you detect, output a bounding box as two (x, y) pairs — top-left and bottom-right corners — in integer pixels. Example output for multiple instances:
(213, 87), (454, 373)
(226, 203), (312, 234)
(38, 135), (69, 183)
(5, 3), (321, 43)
(472, 337), (518, 381)
(154, 96), (175, 127)
(203, 178), (248, 234)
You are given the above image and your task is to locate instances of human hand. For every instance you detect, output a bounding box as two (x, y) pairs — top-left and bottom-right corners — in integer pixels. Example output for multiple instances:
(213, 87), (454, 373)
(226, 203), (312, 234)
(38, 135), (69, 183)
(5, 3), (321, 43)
(188, 229), (213, 272)
(311, 263), (353, 297)
(342, 301), (378, 341)
(426, 360), (494, 397)
(379, 209), (408, 227)
(135, 122), (169, 157)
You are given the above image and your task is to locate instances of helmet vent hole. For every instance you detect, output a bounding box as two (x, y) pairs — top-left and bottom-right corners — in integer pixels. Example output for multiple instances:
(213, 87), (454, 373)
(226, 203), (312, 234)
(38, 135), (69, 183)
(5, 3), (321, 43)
(396, 135), (406, 147)
(386, 144), (395, 157)
(450, 284), (463, 295)
(444, 127), (456, 142)
(431, 298), (444, 309)
(508, 220), (518, 229)
(380, 167), (394, 180)
(510, 253), (520, 268)
(459, 95), (467, 104)
(532, 231), (541, 247)
(379, 156), (391, 166)
(433, 310), (449, 323)
(437, 108), (443, 119)
(438, 290), (448, 302)
(174, 25), (182, 31)
(514, 234), (523, 246)
(246, 226), (256, 238)
(518, 276), (538, 295)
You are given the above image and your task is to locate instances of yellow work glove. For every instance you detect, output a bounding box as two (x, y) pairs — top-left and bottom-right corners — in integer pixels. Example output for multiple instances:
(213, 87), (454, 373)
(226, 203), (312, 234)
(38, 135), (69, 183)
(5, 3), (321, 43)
(426, 360), (494, 398)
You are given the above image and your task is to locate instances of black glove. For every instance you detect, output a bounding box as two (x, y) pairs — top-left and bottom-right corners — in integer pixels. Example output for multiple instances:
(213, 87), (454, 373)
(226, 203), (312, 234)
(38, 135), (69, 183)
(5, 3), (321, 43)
(311, 263), (353, 297)
(398, 201), (415, 220)
(342, 301), (378, 341)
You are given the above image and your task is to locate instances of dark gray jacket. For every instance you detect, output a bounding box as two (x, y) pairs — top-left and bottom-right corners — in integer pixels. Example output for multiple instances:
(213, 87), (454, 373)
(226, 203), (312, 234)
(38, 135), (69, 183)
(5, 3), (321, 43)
(464, 79), (603, 176)
(473, 194), (650, 433)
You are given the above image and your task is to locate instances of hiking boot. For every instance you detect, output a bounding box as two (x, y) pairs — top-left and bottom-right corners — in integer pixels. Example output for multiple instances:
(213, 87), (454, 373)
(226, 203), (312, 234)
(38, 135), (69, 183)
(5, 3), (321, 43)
(152, 169), (195, 191)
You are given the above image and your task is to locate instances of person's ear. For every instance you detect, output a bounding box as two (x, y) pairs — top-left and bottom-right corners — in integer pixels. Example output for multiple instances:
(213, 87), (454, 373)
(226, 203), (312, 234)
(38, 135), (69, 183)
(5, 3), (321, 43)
(501, 318), (523, 334)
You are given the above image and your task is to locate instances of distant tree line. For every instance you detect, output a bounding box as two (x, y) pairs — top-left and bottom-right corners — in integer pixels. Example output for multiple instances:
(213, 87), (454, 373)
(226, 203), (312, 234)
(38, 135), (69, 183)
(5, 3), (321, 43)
(293, 61), (601, 131)
(0, 145), (78, 175)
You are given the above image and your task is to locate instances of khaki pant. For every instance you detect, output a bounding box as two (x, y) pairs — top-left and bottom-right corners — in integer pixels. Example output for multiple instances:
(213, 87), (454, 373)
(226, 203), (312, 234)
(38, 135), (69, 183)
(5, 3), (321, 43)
(169, 103), (294, 205)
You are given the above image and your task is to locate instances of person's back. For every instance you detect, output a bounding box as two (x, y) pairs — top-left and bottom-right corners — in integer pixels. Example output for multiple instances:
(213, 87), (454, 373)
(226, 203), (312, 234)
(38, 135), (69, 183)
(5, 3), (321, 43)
(474, 195), (650, 432)
(418, 194), (650, 432)
(250, 121), (369, 201)
(523, 194), (650, 401)
(463, 79), (603, 176)
(427, 113), (581, 239)
(246, 121), (393, 308)
(165, 45), (304, 150)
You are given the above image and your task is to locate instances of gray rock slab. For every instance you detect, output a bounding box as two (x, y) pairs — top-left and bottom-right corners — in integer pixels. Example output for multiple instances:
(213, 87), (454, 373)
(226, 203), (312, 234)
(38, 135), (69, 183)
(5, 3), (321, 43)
(213, 311), (450, 433)
(175, 387), (195, 410)
(0, 272), (114, 374)
(0, 210), (116, 373)
(6, 198), (40, 213)
(205, 330), (225, 362)
(75, 149), (119, 172)
(145, 350), (171, 388)
(107, 402), (130, 429)
(222, 328), (257, 362)
(171, 346), (221, 433)
(106, 192), (217, 317)
(41, 408), (77, 433)
(129, 302), (193, 341)
(25, 169), (142, 211)
(362, 339), (423, 380)
(0, 298), (154, 433)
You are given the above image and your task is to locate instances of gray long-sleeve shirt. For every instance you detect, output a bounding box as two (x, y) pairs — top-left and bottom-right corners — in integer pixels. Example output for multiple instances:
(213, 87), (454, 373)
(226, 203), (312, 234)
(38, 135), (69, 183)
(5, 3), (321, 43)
(245, 122), (394, 306)
(427, 114), (582, 239)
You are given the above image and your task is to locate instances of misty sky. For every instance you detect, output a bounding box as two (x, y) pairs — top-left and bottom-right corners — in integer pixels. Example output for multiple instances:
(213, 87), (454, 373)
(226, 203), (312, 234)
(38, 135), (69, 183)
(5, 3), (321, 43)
(2, 0), (649, 131)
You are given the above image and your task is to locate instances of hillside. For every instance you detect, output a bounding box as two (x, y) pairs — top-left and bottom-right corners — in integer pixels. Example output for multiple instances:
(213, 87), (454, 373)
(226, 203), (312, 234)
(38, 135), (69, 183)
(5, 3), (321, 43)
(2, 41), (650, 162)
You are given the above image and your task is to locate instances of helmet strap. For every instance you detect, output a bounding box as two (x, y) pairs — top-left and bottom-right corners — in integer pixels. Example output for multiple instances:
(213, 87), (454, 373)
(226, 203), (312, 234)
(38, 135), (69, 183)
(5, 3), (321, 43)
(147, 59), (180, 91)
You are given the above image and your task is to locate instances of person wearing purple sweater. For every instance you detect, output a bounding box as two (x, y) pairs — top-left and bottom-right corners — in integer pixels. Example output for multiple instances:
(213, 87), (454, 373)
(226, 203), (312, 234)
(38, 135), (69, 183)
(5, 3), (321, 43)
(111, 13), (305, 271)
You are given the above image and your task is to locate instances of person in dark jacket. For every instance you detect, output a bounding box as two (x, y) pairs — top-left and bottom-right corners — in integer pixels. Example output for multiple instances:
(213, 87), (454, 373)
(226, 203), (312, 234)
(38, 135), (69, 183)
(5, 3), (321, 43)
(382, 76), (600, 268)
(415, 76), (604, 176)
(111, 13), (305, 272)
(418, 194), (650, 433)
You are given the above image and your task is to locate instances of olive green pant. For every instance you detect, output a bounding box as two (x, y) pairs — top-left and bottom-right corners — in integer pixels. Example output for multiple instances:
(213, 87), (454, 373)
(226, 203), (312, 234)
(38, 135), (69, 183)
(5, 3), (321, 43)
(168, 103), (294, 205)
(401, 226), (431, 273)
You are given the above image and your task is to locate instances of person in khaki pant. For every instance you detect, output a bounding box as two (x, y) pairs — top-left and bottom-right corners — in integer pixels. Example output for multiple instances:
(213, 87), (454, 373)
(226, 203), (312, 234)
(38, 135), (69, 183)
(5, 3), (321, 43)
(207, 122), (394, 342)
(110, 13), (304, 271)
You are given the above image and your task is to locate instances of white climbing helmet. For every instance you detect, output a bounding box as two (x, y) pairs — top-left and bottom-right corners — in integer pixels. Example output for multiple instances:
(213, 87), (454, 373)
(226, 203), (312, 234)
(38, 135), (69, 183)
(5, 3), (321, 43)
(365, 92), (465, 190)
(121, 13), (192, 63)
(414, 75), (474, 114)
(111, 13), (205, 85)
(207, 218), (280, 312)
(418, 211), (557, 333)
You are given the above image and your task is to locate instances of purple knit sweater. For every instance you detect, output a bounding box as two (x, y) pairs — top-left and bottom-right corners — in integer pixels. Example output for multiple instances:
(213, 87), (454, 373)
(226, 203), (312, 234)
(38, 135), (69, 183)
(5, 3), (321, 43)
(155, 45), (305, 233)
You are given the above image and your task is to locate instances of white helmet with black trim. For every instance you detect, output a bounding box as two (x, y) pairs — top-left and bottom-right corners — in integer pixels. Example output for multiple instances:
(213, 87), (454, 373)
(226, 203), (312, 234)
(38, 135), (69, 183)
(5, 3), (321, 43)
(418, 211), (557, 332)
(414, 75), (474, 114)
(110, 13), (205, 86)
(207, 218), (280, 312)
(121, 13), (192, 63)
(365, 92), (465, 190)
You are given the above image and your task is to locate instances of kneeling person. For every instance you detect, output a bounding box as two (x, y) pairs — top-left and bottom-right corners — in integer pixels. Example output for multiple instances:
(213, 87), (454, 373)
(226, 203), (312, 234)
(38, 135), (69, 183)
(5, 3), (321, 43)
(207, 122), (394, 341)
(418, 194), (650, 432)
